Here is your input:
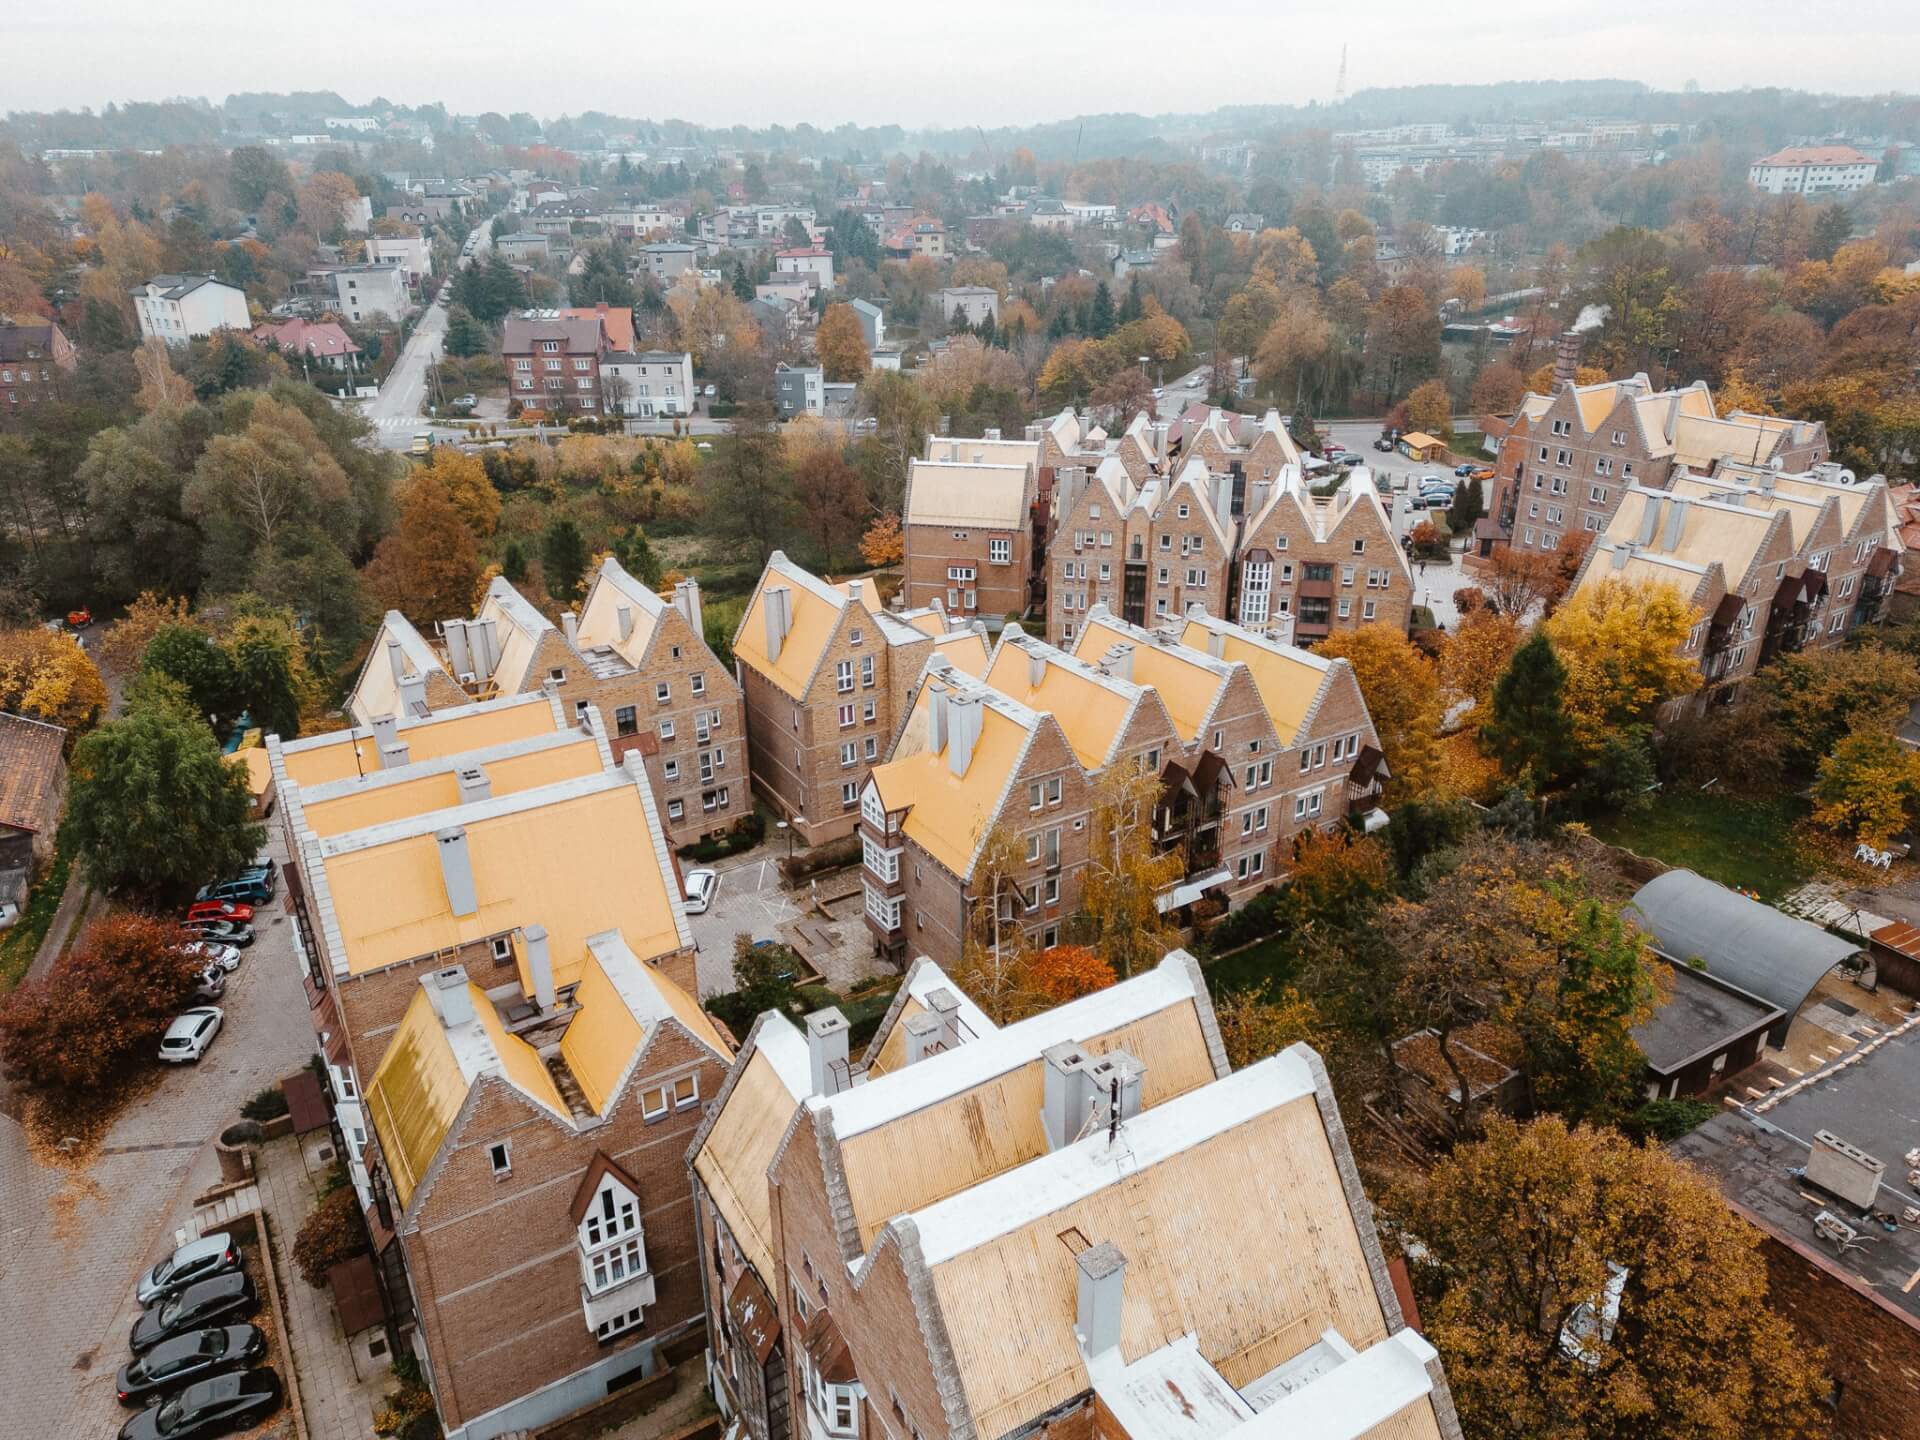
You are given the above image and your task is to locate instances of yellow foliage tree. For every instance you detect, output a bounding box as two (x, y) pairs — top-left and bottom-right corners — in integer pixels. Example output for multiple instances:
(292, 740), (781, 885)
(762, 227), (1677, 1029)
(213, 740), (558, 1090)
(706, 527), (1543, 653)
(1448, 264), (1487, 311)
(1080, 762), (1184, 977)
(1542, 579), (1700, 750)
(1525, 361), (1609, 394)
(0, 628), (111, 731)
(1812, 728), (1920, 848)
(1440, 606), (1524, 707)
(859, 513), (904, 567)
(1214, 986), (1329, 1069)
(410, 447), (501, 536)
(1405, 378), (1453, 438)
(99, 592), (196, 675)
(133, 337), (194, 414)
(1315, 627), (1444, 800)
(816, 303), (870, 383)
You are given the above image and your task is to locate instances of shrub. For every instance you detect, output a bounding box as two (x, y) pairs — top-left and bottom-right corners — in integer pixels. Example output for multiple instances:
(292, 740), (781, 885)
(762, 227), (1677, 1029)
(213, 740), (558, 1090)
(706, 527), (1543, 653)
(778, 834), (861, 884)
(292, 1185), (370, 1288)
(676, 810), (768, 863)
(1626, 1098), (1717, 1141)
(241, 1085), (290, 1122)
(1199, 888), (1284, 956)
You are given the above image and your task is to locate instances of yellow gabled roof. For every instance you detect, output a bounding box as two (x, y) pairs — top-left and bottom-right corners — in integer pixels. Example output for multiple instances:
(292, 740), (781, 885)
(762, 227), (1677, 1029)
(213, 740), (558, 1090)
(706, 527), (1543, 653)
(1072, 617), (1226, 744)
(575, 557), (667, 668)
(232, 746), (273, 801)
(734, 557), (848, 700)
(561, 931), (731, 1116)
(278, 695), (561, 787)
(300, 735), (605, 838)
(691, 1018), (812, 1282)
(318, 773), (687, 985)
(933, 629), (992, 677)
(870, 687), (1035, 878)
(1605, 489), (1778, 580)
(1177, 619), (1327, 745)
(363, 987), (467, 1208)
(983, 643), (1135, 771)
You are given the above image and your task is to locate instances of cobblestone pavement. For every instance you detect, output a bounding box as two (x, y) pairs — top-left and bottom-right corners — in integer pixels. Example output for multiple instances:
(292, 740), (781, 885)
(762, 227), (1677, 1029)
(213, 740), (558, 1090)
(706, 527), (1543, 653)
(0, 827), (320, 1437)
(684, 845), (802, 997)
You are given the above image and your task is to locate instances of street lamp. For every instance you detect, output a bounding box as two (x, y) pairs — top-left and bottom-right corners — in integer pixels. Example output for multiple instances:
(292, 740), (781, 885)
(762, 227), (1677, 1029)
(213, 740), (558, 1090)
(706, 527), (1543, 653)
(1138, 354), (1150, 376)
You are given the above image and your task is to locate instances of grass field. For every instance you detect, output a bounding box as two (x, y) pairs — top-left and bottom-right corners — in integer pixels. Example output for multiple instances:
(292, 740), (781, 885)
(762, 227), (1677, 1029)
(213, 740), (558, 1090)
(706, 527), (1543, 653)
(1592, 790), (1811, 900)
(1201, 934), (1297, 1000)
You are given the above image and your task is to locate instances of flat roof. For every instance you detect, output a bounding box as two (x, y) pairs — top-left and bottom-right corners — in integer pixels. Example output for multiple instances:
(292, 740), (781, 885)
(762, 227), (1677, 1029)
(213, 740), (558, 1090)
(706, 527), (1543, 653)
(1632, 963), (1782, 1076)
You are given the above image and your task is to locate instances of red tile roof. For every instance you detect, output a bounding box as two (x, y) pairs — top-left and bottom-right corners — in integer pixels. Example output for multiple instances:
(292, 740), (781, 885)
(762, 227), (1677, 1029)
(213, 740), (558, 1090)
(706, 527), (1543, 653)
(252, 317), (360, 358)
(0, 712), (66, 834)
(1756, 146), (1872, 167)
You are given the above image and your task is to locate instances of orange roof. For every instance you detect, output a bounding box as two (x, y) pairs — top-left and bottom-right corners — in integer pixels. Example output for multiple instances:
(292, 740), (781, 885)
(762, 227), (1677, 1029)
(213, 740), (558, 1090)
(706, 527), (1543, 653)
(1757, 146), (1871, 167)
(561, 304), (635, 352)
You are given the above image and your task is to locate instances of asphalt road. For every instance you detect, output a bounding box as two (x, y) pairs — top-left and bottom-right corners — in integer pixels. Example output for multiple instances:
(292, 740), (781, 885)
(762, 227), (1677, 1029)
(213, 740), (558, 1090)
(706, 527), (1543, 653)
(365, 224), (491, 451)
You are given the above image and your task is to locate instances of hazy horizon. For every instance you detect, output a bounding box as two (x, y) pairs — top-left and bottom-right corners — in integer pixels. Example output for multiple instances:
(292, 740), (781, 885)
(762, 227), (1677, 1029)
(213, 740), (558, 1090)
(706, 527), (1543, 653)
(11, 0), (1920, 132)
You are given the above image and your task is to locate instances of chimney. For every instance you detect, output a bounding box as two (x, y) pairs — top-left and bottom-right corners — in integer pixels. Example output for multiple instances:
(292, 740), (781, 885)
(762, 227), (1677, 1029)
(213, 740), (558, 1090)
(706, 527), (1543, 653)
(848, 578), (863, 606)
(379, 739), (410, 770)
(904, 1011), (943, 1064)
(424, 965), (476, 1028)
(1086, 1049), (1146, 1131)
(1042, 1041), (1096, 1149)
(947, 692), (981, 777)
(523, 923), (556, 1010)
(928, 678), (950, 753)
(1664, 393), (1682, 443)
(1610, 544), (1631, 571)
(443, 618), (473, 678)
(806, 1007), (851, 1096)
(473, 619), (501, 679)
(436, 825), (479, 917)
(764, 585), (793, 662)
(674, 577), (704, 635)
(1661, 496), (1690, 551)
(456, 764), (491, 804)
(370, 713), (399, 755)
(562, 610), (579, 647)
(926, 986), (962, 1049)
(1552, 329), (1583, 392)
(616, 604), (634, 642)
(386, 637), (407, 685)
(1636, 496), (1663, 548)
(1101, 642), (1134, 683)
(1206, 628), (1225, 660)
(983, 427), (1001, 442)
(398, 673), (428, 717)
(1075, 1243), (1127, 1359)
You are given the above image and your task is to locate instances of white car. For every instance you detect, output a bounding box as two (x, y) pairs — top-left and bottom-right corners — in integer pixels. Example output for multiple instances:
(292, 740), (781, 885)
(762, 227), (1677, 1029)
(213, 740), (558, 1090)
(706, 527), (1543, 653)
(185, 941), (243, 974)
(159, 1007), (224, 1064)
(683, 868), (719, 915)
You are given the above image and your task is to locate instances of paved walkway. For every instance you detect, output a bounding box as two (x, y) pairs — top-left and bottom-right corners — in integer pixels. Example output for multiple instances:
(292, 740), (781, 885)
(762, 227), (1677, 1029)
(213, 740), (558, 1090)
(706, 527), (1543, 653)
(257, 1135), (390, 1440)
(595, 1356), (720, 1440)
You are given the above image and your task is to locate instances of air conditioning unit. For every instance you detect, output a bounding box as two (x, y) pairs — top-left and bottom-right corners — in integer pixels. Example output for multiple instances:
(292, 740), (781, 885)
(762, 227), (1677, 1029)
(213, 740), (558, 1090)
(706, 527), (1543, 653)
(1808, 1131), (1884, 1209)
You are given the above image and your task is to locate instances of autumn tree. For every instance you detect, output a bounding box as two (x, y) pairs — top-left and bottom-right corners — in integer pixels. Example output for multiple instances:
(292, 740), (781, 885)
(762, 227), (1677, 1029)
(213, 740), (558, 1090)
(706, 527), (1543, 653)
(1812, 728), (1920, 847)
(1026, 945), (1117, 1008)
(98, 593), (196, 675)
(1468, 362), (1526, 416)
(1542, 579), (1699, 752)
(1439, 606), (1522, 709)
(1390, 1116), (1829, 1440)
(411, 447), (501, 536)
(791, 444), (867, 571)
(1481, 546), (1558, 617)
(292, 1186), (371, 1289)
(0, 913), (206, 1090)
(80, 426), (207, 599)
(361, 477), (485, 624)
(1079, 762), (1183, 978)
(0, 626), (110, 731)
(858, 370), (939, 514)
(224, 610), (314, 740)
(1214, 987), (1329, 1069)
(1760, 641), (1920, 771)
(296, 171), (362, 241)
(816, 303), (870, 382)
(184, 396), (355, 578)
(859, 513), (904, 567)
(952, 826), (1043, 1024)
(1315, 628), (1443, 799)
(1404, 378), (1453, 439)
(1364, 285), (1441, 403)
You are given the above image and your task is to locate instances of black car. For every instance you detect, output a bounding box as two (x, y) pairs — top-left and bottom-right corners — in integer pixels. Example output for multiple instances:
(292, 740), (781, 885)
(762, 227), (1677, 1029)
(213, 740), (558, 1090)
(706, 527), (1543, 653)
(116, 1325), (266, 1406)
(131, 1273), (259, 1354)
(117, 1368), (281, 1439)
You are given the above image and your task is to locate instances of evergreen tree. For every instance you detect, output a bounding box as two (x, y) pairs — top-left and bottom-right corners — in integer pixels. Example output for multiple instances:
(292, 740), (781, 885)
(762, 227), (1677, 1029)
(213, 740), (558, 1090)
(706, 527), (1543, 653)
(501, 538), (529, 585)
(1447, 477), (1485, 534)
(1117, 273), (1145, 325)
(443, 305), (489, 358)
(732, 262), (754, 302)
(1089, 282), (1116, 337)
(541, 517), (590, 601)
(613, 526), (662, 587)
(1480, 632), (1578, 789)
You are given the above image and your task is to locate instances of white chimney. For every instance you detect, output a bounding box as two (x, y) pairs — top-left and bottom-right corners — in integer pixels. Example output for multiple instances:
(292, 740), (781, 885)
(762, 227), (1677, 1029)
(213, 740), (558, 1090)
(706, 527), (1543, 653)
(1661, 496), (1690, 551)
(562, 610), (579, 647)
(764, 585), (793, 662)
(424, 965), (475, 1028)
(443, 617), (473, 677)
(436, 826), (478, 917)
(475, 619), (501, 679)
(1086, 1049), (1146, 1131)
(1101, 642), (1134, 682)
(370, 713), (399, 754)
(456, 764), (491, 804)
(523, 923), (556, 1011)
(1206, 629), (1225, 660)
(1028, 648), (1046, 687)
(1042, 1041), (1096, 1149)
(398, 673), (427, 716)
(806, 1007), (851, 1096)
(379, 740), (410, 769)
(926, 986), (962, 1049)
(947, 692), (981, 777)
(617, 604), (634, 642)
(928, 678), (950, 754)
(386, 637), (407, 685)
(904, 1011), (943, 1064)
(674, 577), (704, 635)
(1075, 1243), (1127, 1359)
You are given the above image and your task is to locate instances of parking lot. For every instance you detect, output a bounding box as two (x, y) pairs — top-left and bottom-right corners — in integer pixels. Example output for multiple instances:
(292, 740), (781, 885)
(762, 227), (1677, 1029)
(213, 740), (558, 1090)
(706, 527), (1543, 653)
(0, 826), (319, 1438)
(683, 846), (803, 997)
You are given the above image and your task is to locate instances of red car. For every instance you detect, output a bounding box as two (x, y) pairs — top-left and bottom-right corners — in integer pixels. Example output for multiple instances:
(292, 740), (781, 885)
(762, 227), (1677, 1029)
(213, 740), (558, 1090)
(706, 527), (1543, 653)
(184, 900), (255, 926)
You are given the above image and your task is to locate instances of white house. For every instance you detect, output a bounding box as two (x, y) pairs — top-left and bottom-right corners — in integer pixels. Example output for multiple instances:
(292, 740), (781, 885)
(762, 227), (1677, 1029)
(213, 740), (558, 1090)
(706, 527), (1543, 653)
(1749, 146), (1877, 195)
(939, 285), (1000, 327)
(774, 246), (834, 290)
(340, 194), (373, 234)
(849, 297), (885, 350)
(365, 233), (433, 284)
(599, 350), (695, 418)
(321, 264), (412, 324)
(130, 274), (250, 344)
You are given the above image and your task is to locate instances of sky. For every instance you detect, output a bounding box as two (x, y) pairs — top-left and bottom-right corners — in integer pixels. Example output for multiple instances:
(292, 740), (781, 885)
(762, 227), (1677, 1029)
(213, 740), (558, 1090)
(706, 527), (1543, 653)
(10, 0), (1920, 130)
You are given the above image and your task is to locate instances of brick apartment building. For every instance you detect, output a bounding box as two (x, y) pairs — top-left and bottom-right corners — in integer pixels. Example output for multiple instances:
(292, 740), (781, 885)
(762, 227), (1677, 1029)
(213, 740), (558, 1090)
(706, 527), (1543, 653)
(903, 456), (1041, 623)
(687, 955), (1460, 1440)
(0, 319), (76, 417)
(858, 609), (1385, 966)
(1236, 470), (1412, 643)
(504, 308), (612, 416)
(1572, 469), (1902, 705)
(267, 697), (722, 1439)
(733, 554), (990, 846)
(348, 561), (748, 842)
(1487, 339), (1828, 559)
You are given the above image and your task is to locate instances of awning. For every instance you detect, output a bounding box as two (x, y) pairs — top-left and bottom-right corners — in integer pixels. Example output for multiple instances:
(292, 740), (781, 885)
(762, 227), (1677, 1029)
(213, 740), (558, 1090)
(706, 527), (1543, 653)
(1710, 592), (1746, 629)
(1801, 567), (1829, 602)
(1191, 750), (1232, 795)
(1155, 868), (1231, 914)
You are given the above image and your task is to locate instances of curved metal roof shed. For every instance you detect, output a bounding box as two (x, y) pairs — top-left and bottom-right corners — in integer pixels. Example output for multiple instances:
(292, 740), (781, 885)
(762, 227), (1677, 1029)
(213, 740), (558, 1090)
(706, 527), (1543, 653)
(1625, 869), (1861, 1045)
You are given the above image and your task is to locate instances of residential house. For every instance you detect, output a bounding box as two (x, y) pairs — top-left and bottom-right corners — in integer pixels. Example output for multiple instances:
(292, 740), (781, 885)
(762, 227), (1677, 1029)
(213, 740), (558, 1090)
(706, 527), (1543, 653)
(504, 309), (612, 415)
(0, 319), (76, 414)
(267, 698), (722, 1440)
(601, 351), (696, 418)
(319, 264), (413, 324)
(774, 363), (824, 419)
(1111, 249), (1157, 283)
(881, 218), (946, 260)
(251, 317), (362, 372)
(0, 711), (66, 907)
(686, 955), (1459, 1440)
(531, 201), (599, 235)
(561, 302), (636, 353)
(731, 555), (990, 846)
(1487, 348), (1828, 559)
(1223, 212), (1265, 232)
(366, 232), (433, 284)
(903, 456), (1040, 622)
(604, 204), (681, 240)
(636, 243), (699, 284)
(494, 232), (552, 264)
(848, 298), (884, 351)
(1748, 145), (1876, 195)
(756, 274), (816, 312)
(1235, 469), (1413, 642)
(131, 273), (250, 343)
(774, 247), (834, 290)
(347, 564), (749, 842)
(749, 297), (805, 350)
(938, 286), (1000, 327)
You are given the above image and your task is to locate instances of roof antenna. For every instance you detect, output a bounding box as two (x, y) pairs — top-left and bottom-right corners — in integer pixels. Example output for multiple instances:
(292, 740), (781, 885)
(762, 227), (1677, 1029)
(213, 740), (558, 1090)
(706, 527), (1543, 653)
(1107, 1076), (1120, 1146)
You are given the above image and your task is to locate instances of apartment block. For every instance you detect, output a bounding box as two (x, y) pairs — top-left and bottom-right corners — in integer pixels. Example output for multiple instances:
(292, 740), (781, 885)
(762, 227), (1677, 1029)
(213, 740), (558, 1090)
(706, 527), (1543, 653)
(1488, 349), (1829, 560)
(903, 456), (1040, 622)
(130, 273), (250, 343)
(1235, 471), (1412, 642)
(733, 554), (990, 846)
(687, 956), (1460, 1440)
(266, 697), (719, 1440)
(504, 308), (612, 415)
(347, 562), (748, 842)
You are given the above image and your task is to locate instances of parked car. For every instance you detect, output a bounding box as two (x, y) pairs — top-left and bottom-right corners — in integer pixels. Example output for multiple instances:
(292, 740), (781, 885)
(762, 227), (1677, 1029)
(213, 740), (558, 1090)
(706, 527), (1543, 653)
(130, 1272), (258, 1353)
(158, 1008), (224, 1065)
(1469, 466), (1496, 481)
(184, 919), (253, 949)
(184, 941), (243, 974)
(0, 899), (18, 931)
(1373, 437), (1394, 452)
(184, 901), (253, 927)
(195, 875), (272, 907)
(117, 1368), (281, 1439)
(116, 1325), (266, 1406)
(683, 868), (719, 915)
(137, 1235), (240, 1308)
(193, 967), (227, 1003)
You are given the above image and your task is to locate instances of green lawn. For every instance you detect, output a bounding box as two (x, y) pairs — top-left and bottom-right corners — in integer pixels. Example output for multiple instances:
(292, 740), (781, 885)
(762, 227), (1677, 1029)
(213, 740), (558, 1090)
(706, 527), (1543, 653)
(1201, 934), (1298, 1000)
(1592, 790), (1811, 900)
(0, 844), (72, 993)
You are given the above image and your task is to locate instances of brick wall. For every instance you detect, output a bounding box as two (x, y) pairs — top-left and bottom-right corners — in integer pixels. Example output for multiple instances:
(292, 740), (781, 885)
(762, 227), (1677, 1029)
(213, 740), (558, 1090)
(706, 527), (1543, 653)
(904, 523), (1030, 622)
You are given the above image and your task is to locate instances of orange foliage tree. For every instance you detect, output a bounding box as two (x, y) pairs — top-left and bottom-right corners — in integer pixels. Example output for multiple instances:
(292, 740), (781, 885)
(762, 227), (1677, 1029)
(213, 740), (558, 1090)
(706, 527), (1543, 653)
(1026, 945), (1117, 1007)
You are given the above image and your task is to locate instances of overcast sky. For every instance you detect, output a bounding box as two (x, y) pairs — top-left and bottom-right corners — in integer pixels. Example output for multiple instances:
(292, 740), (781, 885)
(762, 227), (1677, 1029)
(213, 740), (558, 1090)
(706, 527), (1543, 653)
(11, 0), (1918, 130)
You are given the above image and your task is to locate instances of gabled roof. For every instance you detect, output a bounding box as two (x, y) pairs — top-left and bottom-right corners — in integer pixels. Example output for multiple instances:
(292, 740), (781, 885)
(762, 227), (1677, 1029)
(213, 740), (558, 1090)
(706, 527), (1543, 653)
(1756, 145), (1872, 166)
(569, 1150), (645, 1224)
(559, 304), (635, 351)
(277, 690), (564, 788)
(733, 553), (864, 700)
(576, 555), (672, 670)
(1580, 486), (1786, 602)
(984, 629), (1147, 771)
(1071, 610), (1237, 745)
(0, 711), (66, 833)
(907, 459), (1032, 529)
(475, 576), (555, 694)
(689, 1013), (814, 1280)
(1178, 611), (1339, 747)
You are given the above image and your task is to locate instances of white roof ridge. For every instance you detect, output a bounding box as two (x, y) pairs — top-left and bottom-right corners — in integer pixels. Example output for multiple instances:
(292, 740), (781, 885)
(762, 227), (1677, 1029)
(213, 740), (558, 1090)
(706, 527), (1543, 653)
(815, 953), (1203, 1140)
(279, 689), (551, 755)
(907, 1046), (1316, 1266)
(296, 726), (599, 803)
(591, 555), (669, 616)
(769, 552), (850, 609)
(484, 576), (555, 636)
(317, 766), (629, 856)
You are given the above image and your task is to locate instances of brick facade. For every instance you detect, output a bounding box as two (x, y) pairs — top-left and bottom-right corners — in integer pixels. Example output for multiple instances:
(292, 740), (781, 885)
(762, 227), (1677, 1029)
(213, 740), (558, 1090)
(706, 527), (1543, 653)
(1235, 479), (1412, 642)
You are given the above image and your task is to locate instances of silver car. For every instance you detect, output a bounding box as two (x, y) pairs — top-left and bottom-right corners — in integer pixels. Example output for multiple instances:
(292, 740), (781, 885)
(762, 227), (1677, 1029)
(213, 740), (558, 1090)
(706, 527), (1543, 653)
(185, 941), (243, 974)
(683, 868), (719, 915)
(137, 1233), (239, 1307)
